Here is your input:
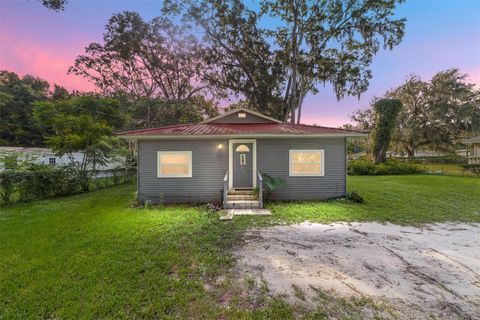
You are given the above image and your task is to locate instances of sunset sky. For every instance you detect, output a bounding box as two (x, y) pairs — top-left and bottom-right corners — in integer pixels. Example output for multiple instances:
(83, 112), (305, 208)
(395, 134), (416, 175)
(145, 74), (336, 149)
(1, 0), (479, 127)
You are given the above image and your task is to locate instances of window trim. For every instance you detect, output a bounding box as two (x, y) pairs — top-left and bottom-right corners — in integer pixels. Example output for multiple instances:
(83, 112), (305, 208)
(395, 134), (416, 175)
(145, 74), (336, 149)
(157, 151), (192, 178)
(289, 149), (325, 177)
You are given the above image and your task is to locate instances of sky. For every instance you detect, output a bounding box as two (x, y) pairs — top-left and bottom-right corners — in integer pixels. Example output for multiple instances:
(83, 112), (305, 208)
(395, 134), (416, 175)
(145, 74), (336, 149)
(1, 0), (479, 127)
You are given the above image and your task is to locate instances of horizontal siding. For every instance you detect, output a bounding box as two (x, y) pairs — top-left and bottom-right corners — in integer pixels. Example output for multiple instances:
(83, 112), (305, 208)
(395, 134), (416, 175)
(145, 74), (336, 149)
(138, 137), (346, 203)
(210, 112), (273, 123)
(138, 139), (228, 203)
(257, 138), (346, 200)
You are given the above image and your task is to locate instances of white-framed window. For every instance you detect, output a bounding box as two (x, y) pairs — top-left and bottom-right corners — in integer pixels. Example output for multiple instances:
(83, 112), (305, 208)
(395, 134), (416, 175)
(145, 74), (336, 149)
(157, 151), (192, 178)
(289, 150), (325, 176)
(48, 157), (56, 166)
(238, 112), (246, 118)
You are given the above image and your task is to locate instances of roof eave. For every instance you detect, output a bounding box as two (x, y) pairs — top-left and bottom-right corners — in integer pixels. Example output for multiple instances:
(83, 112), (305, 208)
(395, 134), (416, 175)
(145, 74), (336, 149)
(118, 132), (368, 140)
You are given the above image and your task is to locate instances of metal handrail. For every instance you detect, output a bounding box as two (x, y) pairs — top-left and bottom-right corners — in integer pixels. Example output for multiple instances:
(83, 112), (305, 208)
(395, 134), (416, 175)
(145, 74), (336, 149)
(257, 170), (263, 208)
(223, 170), (228, 209)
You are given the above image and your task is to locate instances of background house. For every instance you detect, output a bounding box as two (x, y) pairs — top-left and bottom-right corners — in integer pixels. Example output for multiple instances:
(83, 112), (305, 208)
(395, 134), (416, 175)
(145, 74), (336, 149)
(0, 146), (125, 174)
(461, 136), (480, 163)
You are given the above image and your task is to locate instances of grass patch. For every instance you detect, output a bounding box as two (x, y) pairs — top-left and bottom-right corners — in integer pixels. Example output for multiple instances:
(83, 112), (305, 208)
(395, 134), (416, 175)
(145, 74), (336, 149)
(0, 185), (236, 319)
(264, 175), (480, 226)
(0, 175), (479, 318)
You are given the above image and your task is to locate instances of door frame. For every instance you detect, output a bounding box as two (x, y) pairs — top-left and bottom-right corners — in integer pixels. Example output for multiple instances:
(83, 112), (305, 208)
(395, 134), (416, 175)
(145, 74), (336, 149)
(229, 139), (257, 189)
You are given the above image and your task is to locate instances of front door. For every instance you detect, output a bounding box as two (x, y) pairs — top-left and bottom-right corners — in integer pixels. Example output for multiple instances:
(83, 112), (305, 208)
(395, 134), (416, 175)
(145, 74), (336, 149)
(233, 143), (253, 188)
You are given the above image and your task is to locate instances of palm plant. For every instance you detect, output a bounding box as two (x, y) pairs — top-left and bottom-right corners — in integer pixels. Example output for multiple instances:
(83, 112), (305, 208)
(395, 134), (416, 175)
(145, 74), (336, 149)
(262, 173), (287, 202)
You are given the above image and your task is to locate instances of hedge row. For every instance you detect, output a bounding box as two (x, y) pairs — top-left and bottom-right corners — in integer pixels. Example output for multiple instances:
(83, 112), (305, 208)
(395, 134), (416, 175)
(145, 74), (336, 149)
(399, 156), (468, 164)
(0, 167), (135, 205)
(348, 160), (424, 176)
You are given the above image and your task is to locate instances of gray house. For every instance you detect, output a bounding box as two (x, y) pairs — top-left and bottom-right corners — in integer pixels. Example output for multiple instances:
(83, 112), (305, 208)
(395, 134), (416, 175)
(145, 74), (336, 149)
(117, 109), (365, 208)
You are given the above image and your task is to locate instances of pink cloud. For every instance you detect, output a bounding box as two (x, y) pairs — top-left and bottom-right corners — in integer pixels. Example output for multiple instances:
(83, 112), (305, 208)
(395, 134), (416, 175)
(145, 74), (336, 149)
(0, 31), (95, 92)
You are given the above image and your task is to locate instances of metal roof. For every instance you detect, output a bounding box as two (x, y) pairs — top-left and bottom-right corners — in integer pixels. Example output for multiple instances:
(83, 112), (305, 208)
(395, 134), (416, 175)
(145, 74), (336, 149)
(116, 123), (366, 138)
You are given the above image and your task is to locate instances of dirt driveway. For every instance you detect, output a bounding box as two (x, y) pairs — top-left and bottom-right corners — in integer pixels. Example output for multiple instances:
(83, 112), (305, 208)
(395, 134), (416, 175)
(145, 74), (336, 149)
(233, 222), (480, 319)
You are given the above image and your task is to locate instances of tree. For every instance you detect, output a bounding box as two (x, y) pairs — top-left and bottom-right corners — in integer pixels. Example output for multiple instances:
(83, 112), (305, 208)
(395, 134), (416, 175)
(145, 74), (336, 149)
(129, 96), (219, 128)
(387, 69), (480, 155)
(426, 69), (480, 143)
(33, 96), (125, 191)
(170, 0), (288, 119)
(371, 99), (402, 164)
(350, 106), (375, 132)
(69, 12), (211, 101)
(51, 84), (70, 100)
(0, 71), (50, 146)
(38, 0), (67, 11)
(166, 0), (406, 122)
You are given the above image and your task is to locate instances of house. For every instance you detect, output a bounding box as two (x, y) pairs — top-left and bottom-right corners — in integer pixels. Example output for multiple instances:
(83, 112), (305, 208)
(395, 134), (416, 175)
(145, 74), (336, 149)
(461, 136), (480, 164)
(0, 146), (125, 174)
(117, 108), (366, 208)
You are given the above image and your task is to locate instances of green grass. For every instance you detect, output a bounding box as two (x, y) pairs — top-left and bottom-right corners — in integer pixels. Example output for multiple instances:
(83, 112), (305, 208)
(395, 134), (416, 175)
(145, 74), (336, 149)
(265, 175), (480, 226)
(0, 175), (479, 318)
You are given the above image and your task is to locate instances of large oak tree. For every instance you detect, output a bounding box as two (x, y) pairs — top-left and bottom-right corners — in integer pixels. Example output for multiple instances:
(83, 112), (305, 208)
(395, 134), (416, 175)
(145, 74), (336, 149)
(165, 0), (406, 122)
(70, 12), (211, 101)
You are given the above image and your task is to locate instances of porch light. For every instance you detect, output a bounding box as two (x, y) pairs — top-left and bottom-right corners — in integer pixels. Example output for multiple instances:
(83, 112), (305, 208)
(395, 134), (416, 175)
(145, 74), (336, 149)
(218, 144), (223, 149)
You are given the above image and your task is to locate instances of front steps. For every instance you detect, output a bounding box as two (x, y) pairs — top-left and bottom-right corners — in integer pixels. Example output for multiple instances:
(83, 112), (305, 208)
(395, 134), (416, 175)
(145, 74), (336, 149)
(225, 189), (260, 209)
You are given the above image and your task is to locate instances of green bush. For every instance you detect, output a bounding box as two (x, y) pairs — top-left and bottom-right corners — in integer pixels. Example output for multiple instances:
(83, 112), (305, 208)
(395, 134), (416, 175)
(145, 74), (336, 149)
(403, 155), (467, 164)
(0, 167), (136, 206)
(344, 192), (365, 203)
(348, 160), (423, 176)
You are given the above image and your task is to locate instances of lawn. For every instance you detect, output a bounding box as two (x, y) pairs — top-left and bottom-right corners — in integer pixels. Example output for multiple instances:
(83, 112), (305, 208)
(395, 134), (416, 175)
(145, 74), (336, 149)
(0, 175), (478, 319)
(267, 175), (480, 226)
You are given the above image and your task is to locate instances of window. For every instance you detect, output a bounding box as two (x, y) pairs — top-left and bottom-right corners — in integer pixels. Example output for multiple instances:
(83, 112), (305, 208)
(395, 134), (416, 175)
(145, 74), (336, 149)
(289, 150), (324, 176)
(235, 144), (250, 152)
(157, 151), (192, 178)
(49, 157), (56, 166)
(238, 112), (246, 118)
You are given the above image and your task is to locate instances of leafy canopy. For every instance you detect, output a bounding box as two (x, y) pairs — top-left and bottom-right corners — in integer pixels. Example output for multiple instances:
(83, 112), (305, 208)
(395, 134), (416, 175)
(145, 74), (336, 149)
(69, 12), (211, 101)
(0, 71), (50, 147)
(33, 96), (126, 190)
(164, 0), (406, 122)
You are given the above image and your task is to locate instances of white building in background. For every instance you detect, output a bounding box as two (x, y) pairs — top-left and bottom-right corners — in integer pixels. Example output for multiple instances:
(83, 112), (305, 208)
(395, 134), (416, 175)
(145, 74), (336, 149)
(0, 146), (125, 172)
(461, 136), (480, 164)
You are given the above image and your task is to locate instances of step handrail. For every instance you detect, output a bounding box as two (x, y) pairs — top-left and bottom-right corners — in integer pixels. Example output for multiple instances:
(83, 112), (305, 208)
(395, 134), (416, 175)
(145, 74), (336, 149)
(223, 170), (228, 210)
(257, 170), (263, 208)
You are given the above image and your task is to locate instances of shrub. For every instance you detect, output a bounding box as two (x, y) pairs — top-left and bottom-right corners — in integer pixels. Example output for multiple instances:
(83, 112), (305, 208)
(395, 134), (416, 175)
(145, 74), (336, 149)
(348, 160), (423, 175)
(345, 192), (365, 204)
(262, 174), (287, 202)
(402, 155), (467, 164)
(0, 167), (135, 206)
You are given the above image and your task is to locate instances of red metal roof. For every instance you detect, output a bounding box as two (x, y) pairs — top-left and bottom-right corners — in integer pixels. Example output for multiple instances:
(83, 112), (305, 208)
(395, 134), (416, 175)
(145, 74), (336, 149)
(116, 123), (365, 137)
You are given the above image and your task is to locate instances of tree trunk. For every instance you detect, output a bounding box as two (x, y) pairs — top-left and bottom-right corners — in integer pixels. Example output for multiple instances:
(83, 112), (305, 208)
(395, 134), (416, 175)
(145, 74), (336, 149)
(289, 0), (298, 124)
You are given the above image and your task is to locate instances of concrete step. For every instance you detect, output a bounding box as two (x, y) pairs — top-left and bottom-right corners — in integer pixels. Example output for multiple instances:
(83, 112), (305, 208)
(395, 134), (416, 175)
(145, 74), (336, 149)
(226, 200), (260, 209)
(228, 189), (254, 195)
(227, 194), (257, 200)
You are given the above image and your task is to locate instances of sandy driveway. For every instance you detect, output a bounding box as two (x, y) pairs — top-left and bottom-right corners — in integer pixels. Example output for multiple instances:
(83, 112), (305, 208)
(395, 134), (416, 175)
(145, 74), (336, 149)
(233, 222), (480, 319)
